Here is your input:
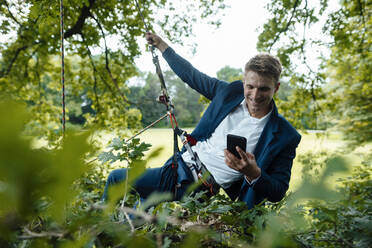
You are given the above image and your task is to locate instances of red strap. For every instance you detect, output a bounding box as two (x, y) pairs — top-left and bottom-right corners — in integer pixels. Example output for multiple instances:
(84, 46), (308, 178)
(168, 112), (179, 130)
(198, 174), (215, 195)
(186, 134), (197, 146)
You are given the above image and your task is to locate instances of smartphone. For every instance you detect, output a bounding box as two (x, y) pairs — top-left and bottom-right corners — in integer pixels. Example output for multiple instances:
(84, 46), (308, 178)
(227, 134), (247, 159)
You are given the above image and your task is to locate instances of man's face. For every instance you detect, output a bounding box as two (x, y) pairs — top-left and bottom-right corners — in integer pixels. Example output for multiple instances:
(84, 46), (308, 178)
(243, 71), (280, 118)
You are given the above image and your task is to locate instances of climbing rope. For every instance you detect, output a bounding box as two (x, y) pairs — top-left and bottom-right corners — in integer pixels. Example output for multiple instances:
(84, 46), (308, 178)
(60, 0), (65, 137)
(133, 0), (181, 198)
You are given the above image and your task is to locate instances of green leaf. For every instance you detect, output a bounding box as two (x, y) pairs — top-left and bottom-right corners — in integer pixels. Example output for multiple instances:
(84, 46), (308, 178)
(139, 192), (172, 211)
(98, 151), (120, 164)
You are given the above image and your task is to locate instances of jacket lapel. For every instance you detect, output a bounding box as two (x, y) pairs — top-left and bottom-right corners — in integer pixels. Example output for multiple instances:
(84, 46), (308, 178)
(253, 101), (279, 169)
(191, 81), (244, 141)
(238, 101), (280, 206)
(199, 81), (244, 139)
(208, 95), (244, 136)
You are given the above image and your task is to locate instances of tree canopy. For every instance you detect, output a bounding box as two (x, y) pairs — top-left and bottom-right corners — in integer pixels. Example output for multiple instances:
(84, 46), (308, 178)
(0, 0), (226, 141)
(257, 0), (371, 143)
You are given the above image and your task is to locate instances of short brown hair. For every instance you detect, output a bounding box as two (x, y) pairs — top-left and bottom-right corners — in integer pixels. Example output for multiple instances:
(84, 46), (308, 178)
(245, 54), (282, 84)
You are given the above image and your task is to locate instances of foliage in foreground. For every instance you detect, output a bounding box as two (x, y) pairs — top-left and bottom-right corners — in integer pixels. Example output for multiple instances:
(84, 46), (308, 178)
(0, 101), (371, 247)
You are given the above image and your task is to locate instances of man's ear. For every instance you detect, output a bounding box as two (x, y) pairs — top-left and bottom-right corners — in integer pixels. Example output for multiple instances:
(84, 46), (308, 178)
(274, 82), (280, 93)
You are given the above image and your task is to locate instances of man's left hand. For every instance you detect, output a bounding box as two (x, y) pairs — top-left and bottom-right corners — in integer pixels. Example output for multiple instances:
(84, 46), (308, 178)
(224, 147), (261, 182)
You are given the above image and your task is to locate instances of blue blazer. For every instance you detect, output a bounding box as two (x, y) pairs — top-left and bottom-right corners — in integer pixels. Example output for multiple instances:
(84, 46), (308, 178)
(161, 48), (301, 208)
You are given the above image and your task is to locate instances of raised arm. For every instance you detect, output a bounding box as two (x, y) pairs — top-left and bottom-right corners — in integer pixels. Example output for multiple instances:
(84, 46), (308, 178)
(145, 32), (228, 100)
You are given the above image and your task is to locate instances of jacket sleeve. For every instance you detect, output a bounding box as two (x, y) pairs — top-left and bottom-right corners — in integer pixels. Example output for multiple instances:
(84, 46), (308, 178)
(162, 47), (228, 100)
(252, 136), (301, 203)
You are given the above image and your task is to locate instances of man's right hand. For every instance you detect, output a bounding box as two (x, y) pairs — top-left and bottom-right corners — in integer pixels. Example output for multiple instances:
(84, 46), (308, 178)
(145, 32), (169, 53)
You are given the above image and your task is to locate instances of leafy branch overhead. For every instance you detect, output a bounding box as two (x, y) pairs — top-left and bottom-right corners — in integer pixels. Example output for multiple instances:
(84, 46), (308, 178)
(0, 0), (226, 140)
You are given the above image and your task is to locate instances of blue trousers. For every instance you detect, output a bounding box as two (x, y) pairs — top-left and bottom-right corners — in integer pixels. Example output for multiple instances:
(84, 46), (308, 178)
(102, 167), (190, 201)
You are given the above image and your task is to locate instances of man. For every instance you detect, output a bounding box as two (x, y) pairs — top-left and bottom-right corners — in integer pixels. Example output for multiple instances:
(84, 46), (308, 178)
(103, 33), (301, 209)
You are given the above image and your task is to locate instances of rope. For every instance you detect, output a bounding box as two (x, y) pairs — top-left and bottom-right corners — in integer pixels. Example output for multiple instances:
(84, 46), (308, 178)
(134, 0), (180, 199)
(134, 0), (150, 32)
(60, 0), (65, 137)
(125, 112), (169, 143)
(134, 0), (172, 111)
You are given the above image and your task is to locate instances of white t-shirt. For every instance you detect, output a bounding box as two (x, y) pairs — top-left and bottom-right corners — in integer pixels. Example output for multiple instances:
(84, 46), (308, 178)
(182, 100), (272, 188)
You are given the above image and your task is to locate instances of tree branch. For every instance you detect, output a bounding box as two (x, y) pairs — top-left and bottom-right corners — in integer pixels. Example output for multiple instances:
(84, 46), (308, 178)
(81, 33), (114, 106)
(357, 0), (366, 27)
(64, 0), (96, 39)
(18, 227), (65, 240)
(268, 0), (300, 52)
(357, 0), (367, 56)
(80, 34), (102, 115)
(118, 206), (180, 226)
(62, 0), (129, 106)
(3, 0), (21, 26)
(92, 69), (101, 115)
(0, 45), (28, 78)
(330, 231), (354, 248)
(89, 13), (129, 105)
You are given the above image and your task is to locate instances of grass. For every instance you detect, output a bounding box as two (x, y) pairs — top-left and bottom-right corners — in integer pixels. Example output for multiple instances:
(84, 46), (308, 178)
(290, 131), (346, 189)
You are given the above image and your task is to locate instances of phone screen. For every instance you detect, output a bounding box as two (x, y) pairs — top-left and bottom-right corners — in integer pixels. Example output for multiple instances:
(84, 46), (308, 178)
(227, 134), (247, 159)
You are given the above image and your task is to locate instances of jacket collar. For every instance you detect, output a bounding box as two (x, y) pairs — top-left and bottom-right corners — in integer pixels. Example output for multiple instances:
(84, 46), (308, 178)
(205, 82), (245, 138)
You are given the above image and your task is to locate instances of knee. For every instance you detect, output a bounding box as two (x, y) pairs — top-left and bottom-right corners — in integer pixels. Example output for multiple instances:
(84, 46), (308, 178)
(107, 168), (127, 185)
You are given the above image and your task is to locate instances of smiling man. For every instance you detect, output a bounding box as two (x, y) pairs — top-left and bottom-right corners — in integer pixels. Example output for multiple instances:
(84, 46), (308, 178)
(103, 33), (301, 209)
